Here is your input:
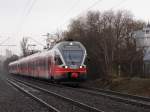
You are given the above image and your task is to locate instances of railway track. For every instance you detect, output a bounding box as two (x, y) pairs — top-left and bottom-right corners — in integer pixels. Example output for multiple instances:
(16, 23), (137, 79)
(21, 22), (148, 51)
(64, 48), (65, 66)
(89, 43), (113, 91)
(31, 78), (150, 109)
(7, 79), (60, 112)
(79, 86), (150, 108)
(49, 82), (150, 109)
(9, 76), (150, 112)
(7, 78), (104, 112)
(16, 76), (150, 109)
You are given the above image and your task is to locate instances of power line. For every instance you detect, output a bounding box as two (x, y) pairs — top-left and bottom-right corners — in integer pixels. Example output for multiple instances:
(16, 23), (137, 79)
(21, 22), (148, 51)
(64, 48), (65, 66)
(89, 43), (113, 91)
(86, 0), (102, 11)
(61, 0), (81, 18)
(0, 37), (16, 47)
(0, 45), (16, 46)
(24, 0), (37, 17)
(56, 0), (103, 31)
(22, 0), (32, 16)
(0, 37), (10, 45)
(16, 0), (32, 31)
(52, 0), (81, 32)
(28, 37), (45, 46)
(110, 0), (128, 10)
(17, 0), (37, 32)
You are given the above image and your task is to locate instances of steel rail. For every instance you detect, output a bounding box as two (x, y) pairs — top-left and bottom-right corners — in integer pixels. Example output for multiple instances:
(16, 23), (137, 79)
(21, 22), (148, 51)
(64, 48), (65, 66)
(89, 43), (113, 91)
(20, 76), (150, 107)
(44, 81), (150, 109)
(78, 86), (150, 109)
(83, 86), (150, 102)
(22, 77), (150, 109)
(11, 76), (150, 109)
(7, 79), (60, 112)
(12, 78), (104, 112)
(34, 77), (150, 108)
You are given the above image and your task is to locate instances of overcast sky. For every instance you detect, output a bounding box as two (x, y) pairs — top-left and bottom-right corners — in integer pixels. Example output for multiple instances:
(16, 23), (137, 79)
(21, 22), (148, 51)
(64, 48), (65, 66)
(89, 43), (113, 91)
(0, 0), (150, 55)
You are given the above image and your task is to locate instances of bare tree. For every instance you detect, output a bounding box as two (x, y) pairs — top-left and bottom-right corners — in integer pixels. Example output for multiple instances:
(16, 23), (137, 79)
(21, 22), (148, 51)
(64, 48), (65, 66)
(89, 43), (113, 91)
(55, 30), (64, 43)
(63, 10), (145, 81)
(20, 37), (28, 57)
(3, 54), (19, 73)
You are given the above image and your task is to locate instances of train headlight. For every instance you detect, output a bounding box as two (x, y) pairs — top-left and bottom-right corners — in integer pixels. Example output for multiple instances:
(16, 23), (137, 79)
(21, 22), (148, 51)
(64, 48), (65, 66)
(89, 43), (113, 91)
(65, 66), (68, 68)
(69, 42), (73, 45)
(80, 66), (83, 68)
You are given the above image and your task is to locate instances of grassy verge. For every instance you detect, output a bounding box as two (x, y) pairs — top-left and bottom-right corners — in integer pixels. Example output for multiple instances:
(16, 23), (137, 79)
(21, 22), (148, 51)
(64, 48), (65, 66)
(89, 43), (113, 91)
(82, 77), (150, 97)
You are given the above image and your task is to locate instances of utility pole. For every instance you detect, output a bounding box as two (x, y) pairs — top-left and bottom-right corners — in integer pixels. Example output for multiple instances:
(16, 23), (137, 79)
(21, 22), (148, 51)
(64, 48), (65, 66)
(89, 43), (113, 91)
(42, 33), (56, 49)
(26, 44), (36, 55)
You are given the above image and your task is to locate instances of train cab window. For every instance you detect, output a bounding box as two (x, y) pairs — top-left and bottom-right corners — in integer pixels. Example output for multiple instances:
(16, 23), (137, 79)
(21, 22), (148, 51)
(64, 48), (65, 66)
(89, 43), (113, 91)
(146, 30), (150, 34)
(55, 56), (63, 65)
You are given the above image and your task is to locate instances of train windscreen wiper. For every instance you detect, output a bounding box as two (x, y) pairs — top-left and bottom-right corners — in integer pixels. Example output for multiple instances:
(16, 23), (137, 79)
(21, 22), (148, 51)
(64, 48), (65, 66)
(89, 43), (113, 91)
(69, 53), (75, 65)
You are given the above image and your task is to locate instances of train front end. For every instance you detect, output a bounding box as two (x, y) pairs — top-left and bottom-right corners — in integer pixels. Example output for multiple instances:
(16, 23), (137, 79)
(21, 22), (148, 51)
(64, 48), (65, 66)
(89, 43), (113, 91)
(53, 41), (87, 83)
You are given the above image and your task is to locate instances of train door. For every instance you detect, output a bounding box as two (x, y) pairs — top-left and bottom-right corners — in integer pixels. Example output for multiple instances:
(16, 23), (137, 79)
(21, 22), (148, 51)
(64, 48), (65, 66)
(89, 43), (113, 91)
(34, 60), (38, 78)
(36, 59), (39, 78)
(48, 56), (53, 79)
(35, 60), (38, 78)
(38, 58), (41, 78)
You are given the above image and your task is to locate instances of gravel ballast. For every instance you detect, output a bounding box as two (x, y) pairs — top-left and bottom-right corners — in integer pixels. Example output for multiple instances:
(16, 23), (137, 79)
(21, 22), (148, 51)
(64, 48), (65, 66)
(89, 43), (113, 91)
(14, 75), (150, 112)
(0, 74), (51, 112)
(13, 80), (88, 112)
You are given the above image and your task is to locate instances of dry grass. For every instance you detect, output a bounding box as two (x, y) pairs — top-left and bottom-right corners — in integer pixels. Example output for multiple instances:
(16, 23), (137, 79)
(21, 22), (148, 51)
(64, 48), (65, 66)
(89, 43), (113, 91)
(83, 77), (150, 97)
(110, 77), (150, 97)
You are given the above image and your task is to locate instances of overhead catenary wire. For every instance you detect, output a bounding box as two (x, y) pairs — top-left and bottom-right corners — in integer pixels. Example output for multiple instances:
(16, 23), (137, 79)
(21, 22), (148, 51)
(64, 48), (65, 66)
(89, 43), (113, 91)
(0, 45), (16, 46)
(0, 37), (17, 46)
(51, 0), (81, 32)
(56, 0), (128, 32)
(0, 1), (33, 53)
(17, 0), (37, 32)
(56, 0), (103, 31)
(24, 0), (37, 18)
(86, 0), (103, 11)
(28, 37), (45, 47)
(61, 0), (81, 19)
(110, 0), (128, 10)
(16, 0), (39, 52)
(0, 37), (10, 45)
(16, 0), (32, 30)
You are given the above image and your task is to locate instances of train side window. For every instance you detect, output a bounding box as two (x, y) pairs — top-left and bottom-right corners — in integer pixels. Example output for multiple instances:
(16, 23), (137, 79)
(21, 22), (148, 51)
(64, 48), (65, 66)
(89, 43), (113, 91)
(48, 58), (51, 66)
(43, 59), (46, 70)
(55, 56), (63, 65)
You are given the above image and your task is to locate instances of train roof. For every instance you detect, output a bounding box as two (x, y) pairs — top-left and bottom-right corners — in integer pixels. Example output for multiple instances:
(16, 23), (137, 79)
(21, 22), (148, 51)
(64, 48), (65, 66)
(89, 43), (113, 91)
(9, 41), (86, 66)
(9, 50), (52, 66)
(54, 41), (86, 51)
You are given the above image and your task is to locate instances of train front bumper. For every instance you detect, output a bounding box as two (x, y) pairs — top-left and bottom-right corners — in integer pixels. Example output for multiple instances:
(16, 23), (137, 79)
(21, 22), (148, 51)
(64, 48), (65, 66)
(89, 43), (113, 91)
(54, 66), (87, 81)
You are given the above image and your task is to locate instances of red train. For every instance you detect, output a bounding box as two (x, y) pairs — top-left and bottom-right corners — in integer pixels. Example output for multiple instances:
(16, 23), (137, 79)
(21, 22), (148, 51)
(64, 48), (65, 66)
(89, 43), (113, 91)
(9, 41), (87, 84)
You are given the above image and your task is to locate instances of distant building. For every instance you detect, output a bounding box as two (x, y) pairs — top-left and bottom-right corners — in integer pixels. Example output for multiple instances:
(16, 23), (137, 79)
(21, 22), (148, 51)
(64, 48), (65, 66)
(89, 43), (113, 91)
(0, 55), (6, 72)
(133, 24), (150, 74)
(134, 25), (150, 47)
(5, 49), (12, 58)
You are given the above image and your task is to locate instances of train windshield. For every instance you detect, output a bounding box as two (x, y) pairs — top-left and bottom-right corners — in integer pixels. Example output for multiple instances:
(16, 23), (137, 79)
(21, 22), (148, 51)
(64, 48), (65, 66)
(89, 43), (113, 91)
(63, 50), (83, 65)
